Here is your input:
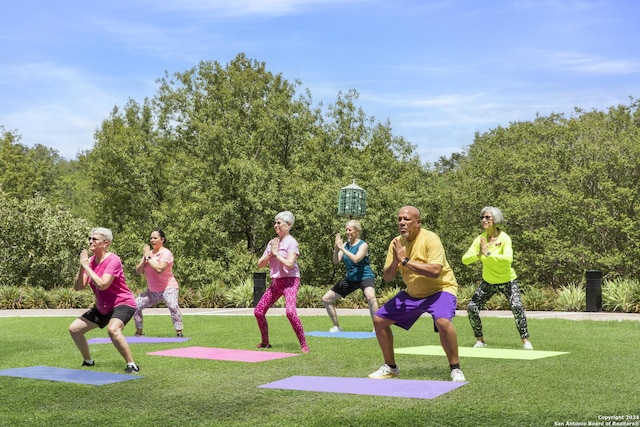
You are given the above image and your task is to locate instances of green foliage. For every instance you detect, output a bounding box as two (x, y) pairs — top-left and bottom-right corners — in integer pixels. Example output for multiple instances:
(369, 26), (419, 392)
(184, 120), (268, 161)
(4, 55), (640, 299)
(602, 277), (640, 313)
(455, 285), (476, 309)
(0, 190), (89, 290)
(196, 282), (228, 308)
(377, 285), (403, 305)
(555, 283), (586, 311)
(24, 286), (50, 309)
(226, 277), (254, 308)
(49, 287), (93, 309)
(0, 286), (23, 309)
(296, 284), (324, 308)
(522, 285), (557, 311)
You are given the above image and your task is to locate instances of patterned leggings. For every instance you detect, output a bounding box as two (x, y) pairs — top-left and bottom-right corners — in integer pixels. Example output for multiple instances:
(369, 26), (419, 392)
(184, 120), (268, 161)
(467, 280), (530, 339)
(134, 287), (183, 332)
(254, 276), (307, 348)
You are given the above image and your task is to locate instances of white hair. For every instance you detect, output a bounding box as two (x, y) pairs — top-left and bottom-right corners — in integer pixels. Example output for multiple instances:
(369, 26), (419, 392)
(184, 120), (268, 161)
(90, 227), (113, 242)
(275, 211), (295, 227)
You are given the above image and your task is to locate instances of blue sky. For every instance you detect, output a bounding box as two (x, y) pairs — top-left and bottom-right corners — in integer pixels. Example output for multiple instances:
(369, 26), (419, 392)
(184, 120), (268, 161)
(1, 0), (639, 163)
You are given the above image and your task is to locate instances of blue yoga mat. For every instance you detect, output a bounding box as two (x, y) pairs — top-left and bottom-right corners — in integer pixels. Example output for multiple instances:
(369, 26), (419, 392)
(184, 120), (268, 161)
(0, 366), (142, 385)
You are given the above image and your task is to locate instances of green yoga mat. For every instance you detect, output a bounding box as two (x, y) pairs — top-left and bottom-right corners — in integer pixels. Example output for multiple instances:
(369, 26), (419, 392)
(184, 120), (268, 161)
(395, 345), (568, 360)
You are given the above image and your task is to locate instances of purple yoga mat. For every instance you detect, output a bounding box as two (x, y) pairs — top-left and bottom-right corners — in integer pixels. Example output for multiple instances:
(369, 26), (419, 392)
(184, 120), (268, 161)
(88, 336), (191, 344)
(259, 375), (466, 399)
(0, 366), (142, 385)
(147, 346), (300, 362)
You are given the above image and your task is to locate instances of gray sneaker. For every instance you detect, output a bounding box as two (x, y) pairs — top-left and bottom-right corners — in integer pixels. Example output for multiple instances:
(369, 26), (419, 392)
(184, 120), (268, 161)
(368, 364), (400, 379)
(451, 368), (466, 382)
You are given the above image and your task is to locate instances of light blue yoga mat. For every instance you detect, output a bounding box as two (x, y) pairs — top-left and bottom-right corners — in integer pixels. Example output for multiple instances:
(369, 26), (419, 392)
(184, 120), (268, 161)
(0, 366), (142, 385)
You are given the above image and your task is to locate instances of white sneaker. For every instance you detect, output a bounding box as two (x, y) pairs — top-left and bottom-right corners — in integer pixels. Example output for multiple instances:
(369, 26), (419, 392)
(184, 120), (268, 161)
(450, 368), (466, 382)
(368, 364), (400, 379)
(473, 341), (487, 348)
(329, 326), (343, 333)
(523, 341), (533, 350)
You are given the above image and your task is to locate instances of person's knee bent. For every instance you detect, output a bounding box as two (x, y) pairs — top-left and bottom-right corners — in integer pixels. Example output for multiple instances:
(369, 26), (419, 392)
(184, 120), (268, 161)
(467, 300), (479, 312)
(322, 291), (337, 306)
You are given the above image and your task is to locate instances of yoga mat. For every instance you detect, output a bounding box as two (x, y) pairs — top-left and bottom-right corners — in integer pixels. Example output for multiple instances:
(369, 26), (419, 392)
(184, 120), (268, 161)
(305, 331), (376, 339)
(0, 366), (142, 385)
(147, 346), (299, 362)
(259, 375), (465, 399)
(395, 345), (569, 360)
(88, 336), (191, 344)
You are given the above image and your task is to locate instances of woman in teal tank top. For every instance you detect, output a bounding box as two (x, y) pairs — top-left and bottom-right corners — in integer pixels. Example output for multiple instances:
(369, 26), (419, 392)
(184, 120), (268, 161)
(322, 220), (378, 332)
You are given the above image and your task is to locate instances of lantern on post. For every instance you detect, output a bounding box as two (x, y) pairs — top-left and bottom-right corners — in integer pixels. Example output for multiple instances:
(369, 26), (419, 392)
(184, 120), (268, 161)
(338, 180), (366, 218)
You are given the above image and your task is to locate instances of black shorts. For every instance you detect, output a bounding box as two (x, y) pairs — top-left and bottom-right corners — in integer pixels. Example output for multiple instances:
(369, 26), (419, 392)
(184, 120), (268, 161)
(332, 277), (375, 298)
(81, 305), (135, 329)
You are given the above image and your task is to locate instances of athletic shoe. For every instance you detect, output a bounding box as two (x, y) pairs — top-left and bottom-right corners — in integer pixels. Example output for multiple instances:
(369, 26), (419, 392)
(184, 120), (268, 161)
(81, 361), (95, 367)
(329, 326), (343, 333)
(256, 343), (272, 349)
(301, 345), (310, 353)
(523, 341), (533, 350)
(368, 364), (400, 379)
(177, 333), (184, 338)
(125, 364), (140, 373)
(451, 368), (466, 382)
(473, 341), (488, 348)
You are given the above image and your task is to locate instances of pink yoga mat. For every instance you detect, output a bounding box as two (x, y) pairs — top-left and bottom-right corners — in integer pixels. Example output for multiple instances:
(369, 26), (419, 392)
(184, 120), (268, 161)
(147, 346), (300, 362)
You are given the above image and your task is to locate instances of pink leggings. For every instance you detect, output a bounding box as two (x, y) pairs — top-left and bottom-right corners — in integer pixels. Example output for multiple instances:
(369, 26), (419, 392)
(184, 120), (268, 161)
(254, 276), (307, 348)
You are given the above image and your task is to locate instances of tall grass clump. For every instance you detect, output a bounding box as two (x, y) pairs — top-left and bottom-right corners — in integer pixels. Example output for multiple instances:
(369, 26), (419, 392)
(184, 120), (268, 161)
(602, 277), (640, 313)
(555, 282), (586, 311)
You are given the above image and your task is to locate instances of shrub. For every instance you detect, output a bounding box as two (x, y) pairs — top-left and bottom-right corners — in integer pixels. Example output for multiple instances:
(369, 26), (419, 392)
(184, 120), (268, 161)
(50, 287), (92, 309)
(602, 278), (640, 313)
(336, 289), (368, 309)
(297, 285), (324, 308)
(485, 293), (509, 310)
(0, 191), (88, 290)
(178, 287), (198, 308)
(555, 283), (586, 311)
(24, 286), (50, 309)
(225, 278), (253, 308)
(456, 285), (476, 310)
(0, 286), (24, 309)
(196, 282), (228, 308)
(522, 285), (557, 311)
(377, 285), (403, 305)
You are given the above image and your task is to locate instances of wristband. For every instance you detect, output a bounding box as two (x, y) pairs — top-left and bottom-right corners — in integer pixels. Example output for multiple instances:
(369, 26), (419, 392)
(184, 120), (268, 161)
(402, 257), (410, 266)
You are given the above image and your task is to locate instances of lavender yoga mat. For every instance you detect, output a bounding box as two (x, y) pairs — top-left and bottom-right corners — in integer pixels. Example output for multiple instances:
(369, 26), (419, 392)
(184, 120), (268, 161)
(0, 366), (142, 385)
(88, 336), (191, 344)
(259, 375), (465, 399)
(147, 346), (300, 362)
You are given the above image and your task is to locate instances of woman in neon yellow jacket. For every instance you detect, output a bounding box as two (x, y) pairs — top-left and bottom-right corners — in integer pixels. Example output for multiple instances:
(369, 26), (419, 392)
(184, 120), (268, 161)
(462, 206), (533, 350)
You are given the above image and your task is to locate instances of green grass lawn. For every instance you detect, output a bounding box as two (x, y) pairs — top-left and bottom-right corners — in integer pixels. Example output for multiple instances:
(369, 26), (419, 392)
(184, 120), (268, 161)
(0, 313), (638, 427)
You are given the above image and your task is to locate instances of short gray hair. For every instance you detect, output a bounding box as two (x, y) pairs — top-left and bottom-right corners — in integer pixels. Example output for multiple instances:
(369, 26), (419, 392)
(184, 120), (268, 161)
(345, 219), (362, 234)
(91, 227), (113, 242)
(275, 211), (295, 227)
(480, 206), (504, 227)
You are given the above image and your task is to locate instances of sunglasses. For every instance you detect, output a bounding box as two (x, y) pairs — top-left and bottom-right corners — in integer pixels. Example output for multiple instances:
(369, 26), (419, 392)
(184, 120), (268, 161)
(480, 215), (493, 221)
(88, 237), (102, 242)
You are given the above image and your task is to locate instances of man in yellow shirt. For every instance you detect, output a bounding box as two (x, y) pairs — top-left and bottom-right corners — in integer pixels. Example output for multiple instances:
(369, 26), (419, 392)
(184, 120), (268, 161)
(368, 206), (466, 382)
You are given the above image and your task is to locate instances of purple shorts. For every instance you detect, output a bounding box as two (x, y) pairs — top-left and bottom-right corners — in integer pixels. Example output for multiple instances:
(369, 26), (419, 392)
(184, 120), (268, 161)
(375, 290), (457, 331)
